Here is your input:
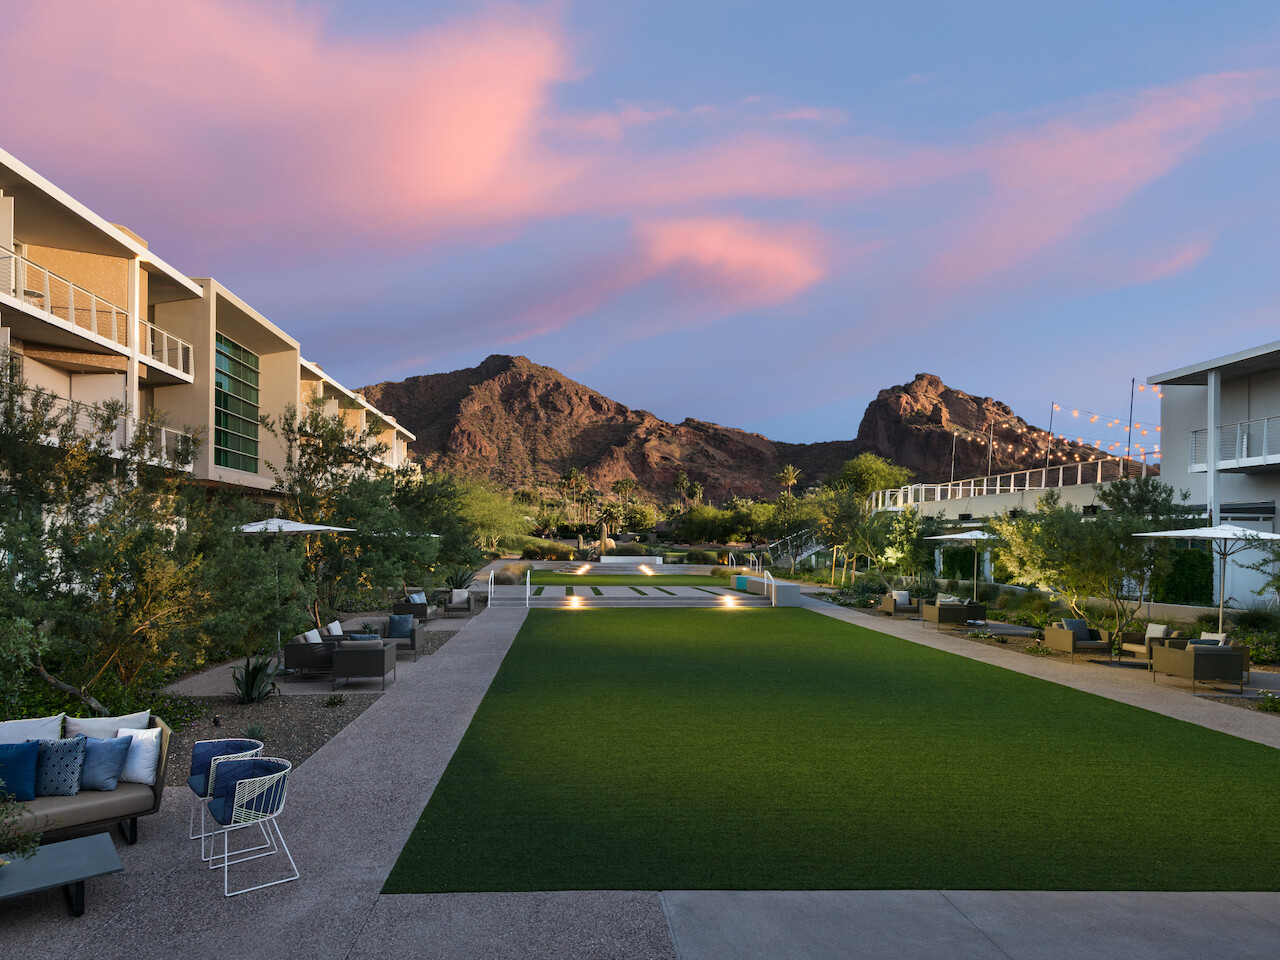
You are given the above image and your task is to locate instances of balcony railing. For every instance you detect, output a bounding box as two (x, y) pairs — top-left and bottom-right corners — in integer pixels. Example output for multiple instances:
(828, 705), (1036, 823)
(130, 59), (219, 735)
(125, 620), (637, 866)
(1, 245), (129, 347)
(1, 246), (192, 377)
(4, 378), (194, 470)
(1191, 417), (1280, 471)
(869, 456), (1153, 512)
(138, 318), (192, 376)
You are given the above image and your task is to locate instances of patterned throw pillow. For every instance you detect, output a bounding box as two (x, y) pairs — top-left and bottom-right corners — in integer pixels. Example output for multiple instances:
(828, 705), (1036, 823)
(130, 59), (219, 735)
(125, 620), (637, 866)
(33, 735), (88, 797)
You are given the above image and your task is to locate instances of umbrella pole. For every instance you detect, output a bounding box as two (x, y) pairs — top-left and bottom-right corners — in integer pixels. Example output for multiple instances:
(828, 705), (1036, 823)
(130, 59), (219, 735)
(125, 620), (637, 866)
(972, 546), (979, 602)
(1219, 548), (1227, 634)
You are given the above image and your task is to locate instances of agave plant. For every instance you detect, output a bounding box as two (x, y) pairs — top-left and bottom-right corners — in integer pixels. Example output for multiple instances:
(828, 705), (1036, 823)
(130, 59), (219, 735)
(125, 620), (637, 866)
(443, 564), (480, 591)
(231, 655), (280, 704)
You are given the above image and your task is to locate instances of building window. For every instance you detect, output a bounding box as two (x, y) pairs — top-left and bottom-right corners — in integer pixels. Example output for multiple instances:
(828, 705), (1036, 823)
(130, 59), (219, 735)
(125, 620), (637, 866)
(214, 333), (259, 473)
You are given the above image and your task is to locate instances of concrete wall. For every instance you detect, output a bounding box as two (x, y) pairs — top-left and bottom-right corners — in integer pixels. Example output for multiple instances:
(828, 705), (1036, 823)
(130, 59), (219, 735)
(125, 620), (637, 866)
(24, 244), (136, 312)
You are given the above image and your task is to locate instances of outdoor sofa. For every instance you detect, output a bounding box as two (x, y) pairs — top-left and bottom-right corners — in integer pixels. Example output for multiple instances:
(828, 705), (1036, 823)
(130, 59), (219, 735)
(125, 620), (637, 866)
(1044, 619), (1111, 662)
(2, 713), (172, 846)
(437, 588), (476, 618)
(879, 590), (921, 617)
(1109, 624), (1184, 666)
(1151, 643), (1244, 694)
(922, 596), (986, 626)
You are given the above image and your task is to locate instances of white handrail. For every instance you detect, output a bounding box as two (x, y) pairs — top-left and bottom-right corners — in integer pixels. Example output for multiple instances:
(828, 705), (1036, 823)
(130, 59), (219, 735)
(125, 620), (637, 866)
(526, 568), (531, 608)
(867, 455), (1153, 512)
(762, 570), (777, 607)
(488, 569), (494, 606)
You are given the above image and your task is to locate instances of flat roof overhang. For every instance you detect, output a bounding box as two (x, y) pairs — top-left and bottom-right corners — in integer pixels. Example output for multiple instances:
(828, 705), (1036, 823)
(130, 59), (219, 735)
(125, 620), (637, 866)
(0, 148), (202, 302)
(1150, 339), (1280, 386)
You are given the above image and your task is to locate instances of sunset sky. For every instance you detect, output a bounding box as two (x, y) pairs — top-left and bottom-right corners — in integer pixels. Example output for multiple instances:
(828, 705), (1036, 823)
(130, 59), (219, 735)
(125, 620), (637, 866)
(2, 1), (1277, 450)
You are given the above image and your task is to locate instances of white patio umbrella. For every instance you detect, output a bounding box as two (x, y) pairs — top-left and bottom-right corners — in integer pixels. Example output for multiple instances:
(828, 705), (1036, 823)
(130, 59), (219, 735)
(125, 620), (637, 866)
(925, 530), (1000, 601)
(1133, 524), (1280, 633)
(238, 519), (356, 660)
(237, 519), (355, 535)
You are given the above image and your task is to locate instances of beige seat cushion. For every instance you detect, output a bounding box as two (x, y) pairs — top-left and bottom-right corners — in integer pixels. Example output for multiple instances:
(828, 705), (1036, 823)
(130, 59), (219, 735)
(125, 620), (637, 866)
(21, 783), (155, 832)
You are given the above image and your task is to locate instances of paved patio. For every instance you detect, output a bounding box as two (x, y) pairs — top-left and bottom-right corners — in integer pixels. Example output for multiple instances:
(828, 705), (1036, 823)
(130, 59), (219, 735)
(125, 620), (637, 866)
(4, 601), (1280, 959)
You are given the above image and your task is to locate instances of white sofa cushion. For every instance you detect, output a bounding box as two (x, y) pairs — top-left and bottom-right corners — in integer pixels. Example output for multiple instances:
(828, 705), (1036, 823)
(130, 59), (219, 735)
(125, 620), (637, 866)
(118, 726), (162, 786)
(66, 710), (151, 740)
(0, 713), (64, 744)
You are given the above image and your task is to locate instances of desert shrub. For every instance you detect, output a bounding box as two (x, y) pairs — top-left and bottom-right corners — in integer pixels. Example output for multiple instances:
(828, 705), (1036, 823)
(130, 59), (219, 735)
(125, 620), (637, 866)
(607, 543), (650, 557)
(521, 543), (574, 561)
(1233, 630), (1280, 665)
(1232, 608), (1280, 633)
(850, 571), (889, 599)
(685, 548), (715, 565)
(493, 562), (531, 585)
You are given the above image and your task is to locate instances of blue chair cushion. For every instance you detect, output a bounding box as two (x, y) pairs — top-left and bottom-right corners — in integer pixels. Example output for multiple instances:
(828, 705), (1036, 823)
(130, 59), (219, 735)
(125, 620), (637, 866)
(206, 758), (288, 825)
(0, 741), (39, 802)
(189, 739), (261, 779)
(33, 736), (87, 797)
(80, 735), (132, 791)
(1061, 619), (1090, 642)
(187, 773), (209, 797)
(387, 614), (414, 639)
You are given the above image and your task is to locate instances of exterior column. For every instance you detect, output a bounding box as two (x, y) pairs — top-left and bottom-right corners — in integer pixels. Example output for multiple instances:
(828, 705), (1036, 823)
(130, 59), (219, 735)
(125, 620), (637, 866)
(1206, 369), (1220, 526)
(125, 258), (140, 417)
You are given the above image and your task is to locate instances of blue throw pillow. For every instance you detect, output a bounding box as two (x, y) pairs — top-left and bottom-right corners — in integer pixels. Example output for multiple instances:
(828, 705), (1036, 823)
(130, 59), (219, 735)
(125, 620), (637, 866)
(0, 741), (39, 802)
(33, 736), (87, 797)
(386, 614), (413, 639)
(80, 735), (132, 791)
(347, 633), (379, 641)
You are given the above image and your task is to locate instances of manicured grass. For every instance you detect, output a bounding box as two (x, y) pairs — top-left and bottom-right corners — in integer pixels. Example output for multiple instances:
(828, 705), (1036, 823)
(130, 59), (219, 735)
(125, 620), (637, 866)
(384, 608), (1280, 893)
(529, 572), (725, 586)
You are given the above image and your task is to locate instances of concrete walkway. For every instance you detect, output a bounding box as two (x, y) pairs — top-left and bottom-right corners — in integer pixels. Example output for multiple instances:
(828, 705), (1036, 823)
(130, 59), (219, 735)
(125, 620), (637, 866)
(5, 603), (1280, 959)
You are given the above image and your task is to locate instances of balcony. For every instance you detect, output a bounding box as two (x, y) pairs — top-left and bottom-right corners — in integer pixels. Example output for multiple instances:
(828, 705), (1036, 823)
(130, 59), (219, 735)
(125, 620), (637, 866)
(5, 380), (195, 470)
(1190, 417), (1280, 472)
(1, 245), (192, 379)
(138, 317), (193, 379)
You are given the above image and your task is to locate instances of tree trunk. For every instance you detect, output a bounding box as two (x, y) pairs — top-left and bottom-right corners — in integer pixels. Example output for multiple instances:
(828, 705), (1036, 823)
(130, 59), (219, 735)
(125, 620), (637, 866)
(33, 655), (110, 716)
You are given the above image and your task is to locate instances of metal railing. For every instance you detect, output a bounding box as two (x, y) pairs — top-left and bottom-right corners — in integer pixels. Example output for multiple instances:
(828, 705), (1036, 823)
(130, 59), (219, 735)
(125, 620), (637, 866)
(1, 245), (128, 347)
(488, 568), (533, 608)
(138, 318), (193, 376)
(868, 456), (1152, 511)
(5, 379), (193, 469)
(1, 245), (192, 376)
(762, 570), (777, 607)
(1192, 418), (1280, 468)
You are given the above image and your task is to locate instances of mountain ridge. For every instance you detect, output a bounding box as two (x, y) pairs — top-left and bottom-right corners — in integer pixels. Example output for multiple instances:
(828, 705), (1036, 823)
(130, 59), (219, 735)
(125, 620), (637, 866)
(359, 357), (1102, 500)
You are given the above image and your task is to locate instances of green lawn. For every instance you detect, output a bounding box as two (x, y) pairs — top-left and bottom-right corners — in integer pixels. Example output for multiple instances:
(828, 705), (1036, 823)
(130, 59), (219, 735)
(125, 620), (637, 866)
(384, 608), (1280, 893)
(528, 571), (725, 586)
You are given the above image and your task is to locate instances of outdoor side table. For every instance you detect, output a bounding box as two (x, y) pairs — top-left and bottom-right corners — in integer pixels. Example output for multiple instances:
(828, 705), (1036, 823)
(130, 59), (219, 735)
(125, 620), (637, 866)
(0, 833), (123, 916)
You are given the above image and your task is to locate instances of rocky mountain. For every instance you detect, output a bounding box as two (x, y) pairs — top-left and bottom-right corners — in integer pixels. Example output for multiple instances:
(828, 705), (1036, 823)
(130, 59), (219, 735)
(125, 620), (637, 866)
(359, 359), (1103, 501)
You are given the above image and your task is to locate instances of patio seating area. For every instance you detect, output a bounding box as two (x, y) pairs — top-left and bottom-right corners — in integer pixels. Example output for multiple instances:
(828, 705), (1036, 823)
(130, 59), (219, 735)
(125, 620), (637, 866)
(5, 601), (1280, 959)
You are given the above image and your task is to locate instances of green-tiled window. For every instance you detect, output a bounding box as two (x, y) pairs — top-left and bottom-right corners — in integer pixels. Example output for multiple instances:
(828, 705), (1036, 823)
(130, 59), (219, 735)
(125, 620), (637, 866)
(214, 333), (259, 473)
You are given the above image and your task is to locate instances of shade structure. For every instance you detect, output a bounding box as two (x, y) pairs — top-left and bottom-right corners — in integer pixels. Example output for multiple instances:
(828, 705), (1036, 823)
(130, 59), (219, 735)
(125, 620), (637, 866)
(237, 519), (355, 535)
(1134, 524), (1280, 632)
(924, 530), (1000, 600)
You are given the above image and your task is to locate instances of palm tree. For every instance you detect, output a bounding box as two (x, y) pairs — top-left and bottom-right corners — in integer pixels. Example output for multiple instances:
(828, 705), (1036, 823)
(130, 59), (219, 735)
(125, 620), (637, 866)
(673, 470), (689, 502)
(611, 477), (637, 502)
(688, 481), (704, 506)
(560, 468), (587, 522)
(776, 464), (801, 498)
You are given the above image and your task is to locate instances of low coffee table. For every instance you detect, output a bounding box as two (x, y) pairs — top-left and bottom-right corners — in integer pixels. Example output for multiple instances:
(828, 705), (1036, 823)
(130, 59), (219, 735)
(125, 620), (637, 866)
(0, 833), (123, 916)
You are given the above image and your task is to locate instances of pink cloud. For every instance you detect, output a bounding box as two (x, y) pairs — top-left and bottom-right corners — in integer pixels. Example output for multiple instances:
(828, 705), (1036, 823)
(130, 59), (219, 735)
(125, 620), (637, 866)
(925, 71), (1279, 291)
(636, 217), (825, 309)
(442, 217), (826, 357)
(1123, 239), (1213, 285)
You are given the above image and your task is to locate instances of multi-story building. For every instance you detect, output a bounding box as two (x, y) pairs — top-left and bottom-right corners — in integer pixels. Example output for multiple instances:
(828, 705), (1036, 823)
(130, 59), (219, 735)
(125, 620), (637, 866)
(1150, 341), (1280, 605)
(0, 147), (412, 492)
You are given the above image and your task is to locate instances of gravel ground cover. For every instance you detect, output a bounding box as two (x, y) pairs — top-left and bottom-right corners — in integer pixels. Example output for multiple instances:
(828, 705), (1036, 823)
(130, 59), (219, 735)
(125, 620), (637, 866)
(162, 629), (458, 786)
(387, 607), (1280, 893)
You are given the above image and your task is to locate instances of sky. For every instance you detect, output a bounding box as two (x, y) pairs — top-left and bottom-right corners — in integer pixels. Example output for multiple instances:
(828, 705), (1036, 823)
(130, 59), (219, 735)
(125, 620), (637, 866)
(2, 1), (1277, 454)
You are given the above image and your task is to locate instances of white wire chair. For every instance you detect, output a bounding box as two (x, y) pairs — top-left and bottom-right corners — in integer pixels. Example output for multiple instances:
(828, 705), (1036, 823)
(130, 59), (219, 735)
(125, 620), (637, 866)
(204, 757), (298, 897)
(187, 738), (264, 860)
